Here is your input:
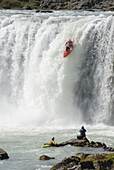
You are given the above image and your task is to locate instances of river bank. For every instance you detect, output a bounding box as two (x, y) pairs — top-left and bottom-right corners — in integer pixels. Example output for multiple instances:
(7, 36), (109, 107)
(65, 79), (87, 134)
(0, 0), (114, 11)
(50, 152), (114, 169)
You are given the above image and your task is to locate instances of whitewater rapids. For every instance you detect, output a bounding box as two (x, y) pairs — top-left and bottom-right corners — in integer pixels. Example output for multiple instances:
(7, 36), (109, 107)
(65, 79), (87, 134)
(0, 10), (114, 128)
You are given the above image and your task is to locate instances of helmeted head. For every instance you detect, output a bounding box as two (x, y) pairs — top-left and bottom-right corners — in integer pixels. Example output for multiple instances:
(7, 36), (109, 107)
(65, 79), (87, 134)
(81, 126), (84, 129)
(52, 137), (54, 141)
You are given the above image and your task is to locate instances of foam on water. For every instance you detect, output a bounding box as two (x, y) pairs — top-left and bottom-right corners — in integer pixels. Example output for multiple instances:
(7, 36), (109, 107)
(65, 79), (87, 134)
(0, 10), (113, 128)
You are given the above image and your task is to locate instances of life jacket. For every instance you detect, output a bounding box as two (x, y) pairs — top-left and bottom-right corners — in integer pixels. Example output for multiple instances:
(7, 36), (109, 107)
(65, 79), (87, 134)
(66, 40), (73, 46)
(49, 140), (57, 146)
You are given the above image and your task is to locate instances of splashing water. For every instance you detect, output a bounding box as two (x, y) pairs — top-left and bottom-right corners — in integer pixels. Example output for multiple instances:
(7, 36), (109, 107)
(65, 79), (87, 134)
(0, 10), (113, 128)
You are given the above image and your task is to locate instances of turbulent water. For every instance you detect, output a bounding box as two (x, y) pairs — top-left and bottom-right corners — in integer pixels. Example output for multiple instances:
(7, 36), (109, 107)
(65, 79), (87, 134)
(0, 10), (114, 170)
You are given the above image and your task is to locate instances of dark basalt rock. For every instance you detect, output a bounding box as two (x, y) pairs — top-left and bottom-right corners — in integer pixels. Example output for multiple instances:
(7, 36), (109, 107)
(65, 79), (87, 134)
(36, 10), (53, 13)
(39, 0), (114, 11)
(59, 137), (105, 149)
(23, 5), (32, 10)
(43, 138), (114, 152)
(0, 0), (113, 10)
(50, 156), (80, 170)
(80, 160), (95, 169)
(39, 155), (55, 160)
(0, 148), (9, 160)
(51, 153), (114, 170)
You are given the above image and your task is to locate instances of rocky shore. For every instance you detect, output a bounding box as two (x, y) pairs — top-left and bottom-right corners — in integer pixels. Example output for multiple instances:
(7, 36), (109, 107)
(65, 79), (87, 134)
(42, 137), (114, 152)
(50, 152), (114, 169)
(0, 0), (114, 11)
(40, 138), (114, 169)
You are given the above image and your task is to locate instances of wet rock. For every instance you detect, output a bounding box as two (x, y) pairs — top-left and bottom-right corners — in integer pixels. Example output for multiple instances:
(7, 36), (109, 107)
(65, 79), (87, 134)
(23, 5), (32, 10)
(51, 153), (114, 170)
(80, 160), (95, 169)
(0, 0), (114, 10)
(65, 138), (105, 148)
(50, 156), (80, 170)
(103, 143), (114, 152)
(76, 153), (89, 159)
(0, 148), (9, 160)
(94, 158), (113, 170)
(108, 7), (114, 11)
(104, 146), (114, 152)
(43, 138), (108, 149)
(39, 155), (55, 160)
(36, 10), (53, 13)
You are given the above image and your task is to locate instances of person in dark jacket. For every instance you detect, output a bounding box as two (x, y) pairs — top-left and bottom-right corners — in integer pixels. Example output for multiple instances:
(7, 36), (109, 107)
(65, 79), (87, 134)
(77, 126), (86, 139)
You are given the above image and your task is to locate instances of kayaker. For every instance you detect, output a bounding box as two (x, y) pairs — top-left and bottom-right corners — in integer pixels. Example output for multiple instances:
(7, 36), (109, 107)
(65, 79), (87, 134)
(77, 126), (86, 139)
(69, 39), (73, 46)
(65, 39), (73, 47)
(49, 137), (57, 146)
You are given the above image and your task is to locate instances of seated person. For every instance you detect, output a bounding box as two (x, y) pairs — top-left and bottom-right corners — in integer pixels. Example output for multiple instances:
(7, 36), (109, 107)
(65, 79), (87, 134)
(49, 137), (57, 146)
(77, 126), (86, 139)
(69, 39), (73, 46)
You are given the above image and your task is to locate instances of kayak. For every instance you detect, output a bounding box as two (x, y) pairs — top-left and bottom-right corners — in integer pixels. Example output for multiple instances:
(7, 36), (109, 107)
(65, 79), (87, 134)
(42, 144), (53, 148)
(42, 143), (62, 148)
(63, 39), (74, 58)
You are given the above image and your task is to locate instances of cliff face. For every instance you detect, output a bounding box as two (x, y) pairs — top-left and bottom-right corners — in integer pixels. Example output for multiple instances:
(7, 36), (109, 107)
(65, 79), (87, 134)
(0, 0), (114, 11)
(40, 0), (114, 11)
(0, 0), (41, 9)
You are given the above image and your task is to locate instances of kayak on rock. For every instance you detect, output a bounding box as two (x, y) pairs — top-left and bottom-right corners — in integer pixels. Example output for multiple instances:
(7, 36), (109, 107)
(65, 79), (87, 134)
(63, 39), (74, 58)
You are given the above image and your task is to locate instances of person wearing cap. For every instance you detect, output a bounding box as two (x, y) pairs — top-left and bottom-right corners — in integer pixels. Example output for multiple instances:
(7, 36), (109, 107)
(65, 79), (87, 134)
(49, 137), (57, 146)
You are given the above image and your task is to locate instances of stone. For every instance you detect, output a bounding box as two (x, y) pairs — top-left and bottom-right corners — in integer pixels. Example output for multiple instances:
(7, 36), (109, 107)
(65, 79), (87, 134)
(39, 155), (55, 160)
(50, 156), (80, 170)
(51, 153), (114, 170)
(0, 148), (9, 160)
(23, 5), (32, 10)
(80, 160), (95, 169)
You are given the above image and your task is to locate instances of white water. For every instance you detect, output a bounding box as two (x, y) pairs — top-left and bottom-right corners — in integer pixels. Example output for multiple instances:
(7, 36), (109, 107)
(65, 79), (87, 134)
(0, 10), (114, 170)
(0, 10), (113, 128)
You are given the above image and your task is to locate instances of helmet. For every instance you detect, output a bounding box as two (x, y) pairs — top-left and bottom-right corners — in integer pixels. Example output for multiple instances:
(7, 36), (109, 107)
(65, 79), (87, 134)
(52, 137), (54, 141)
(81, 126), (84, 129)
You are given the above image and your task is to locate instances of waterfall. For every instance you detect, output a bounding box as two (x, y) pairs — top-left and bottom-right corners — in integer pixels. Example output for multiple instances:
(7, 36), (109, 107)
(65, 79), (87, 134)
(0, 10), (113, 127)
(76, 15), (114, 124)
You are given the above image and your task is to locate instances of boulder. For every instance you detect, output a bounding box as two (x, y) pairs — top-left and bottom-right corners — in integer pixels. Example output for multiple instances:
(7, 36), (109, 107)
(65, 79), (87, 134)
(50, 156), (80, 170)
(0, 148), (9, 160)
(108, 7), (114, 11)
(23, 5), (32, 10)
(39, 155), (55, 160)
(80, 160), (95, 169)
(51, 153), (114, 170)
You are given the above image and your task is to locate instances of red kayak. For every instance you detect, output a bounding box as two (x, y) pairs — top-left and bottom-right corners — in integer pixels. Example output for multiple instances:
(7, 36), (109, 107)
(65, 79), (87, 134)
(63, 39), (74, 58)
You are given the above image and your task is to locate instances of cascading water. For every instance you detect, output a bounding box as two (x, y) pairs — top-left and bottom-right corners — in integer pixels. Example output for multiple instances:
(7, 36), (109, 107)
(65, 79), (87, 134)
(0, 10), (113, 127)
(76, 15), (114, 124)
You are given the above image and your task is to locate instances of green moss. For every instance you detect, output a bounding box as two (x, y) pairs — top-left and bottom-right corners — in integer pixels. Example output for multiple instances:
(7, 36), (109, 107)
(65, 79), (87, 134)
(106, 153), (114, 163)
(0, 0), (41, 9)
(108, 8), (114, 11)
